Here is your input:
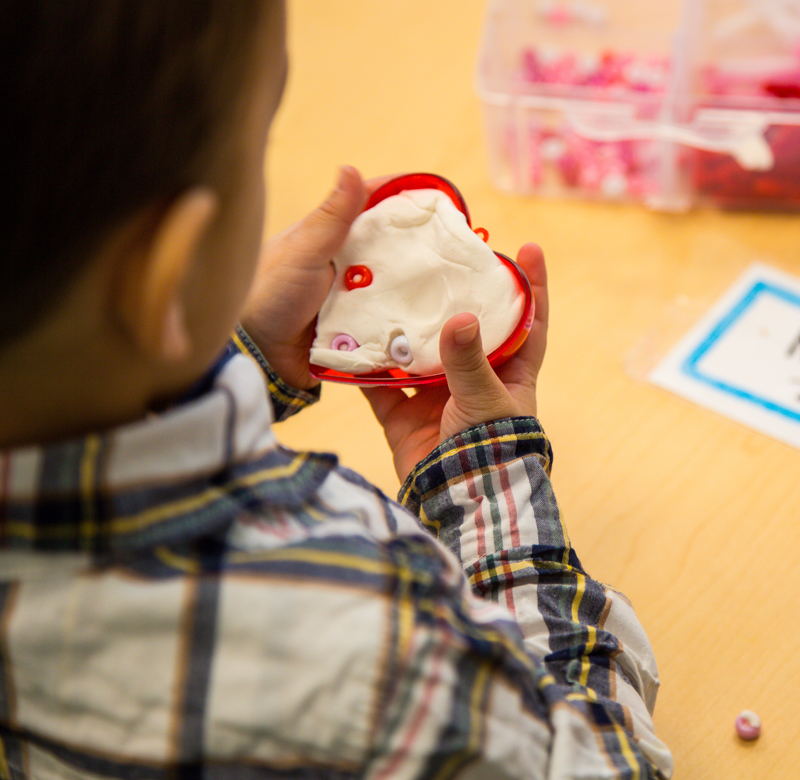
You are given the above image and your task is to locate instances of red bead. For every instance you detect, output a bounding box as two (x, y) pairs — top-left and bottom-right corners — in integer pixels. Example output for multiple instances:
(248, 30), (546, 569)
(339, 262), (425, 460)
(343, 265), (373, 290)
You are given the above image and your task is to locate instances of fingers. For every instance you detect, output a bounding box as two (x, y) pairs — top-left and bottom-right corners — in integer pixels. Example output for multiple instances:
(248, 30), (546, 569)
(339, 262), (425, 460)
(361, 385), (408, 426)
(439, 314), (517, 439)
(515, 242), (548, 336)
(288, 166), (367, 265)
(498, 243), (548, 382)
(440, 314), (504, 405)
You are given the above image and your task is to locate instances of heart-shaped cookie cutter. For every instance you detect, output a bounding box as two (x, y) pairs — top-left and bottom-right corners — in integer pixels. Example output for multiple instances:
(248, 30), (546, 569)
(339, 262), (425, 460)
(309, 172), (533, 387)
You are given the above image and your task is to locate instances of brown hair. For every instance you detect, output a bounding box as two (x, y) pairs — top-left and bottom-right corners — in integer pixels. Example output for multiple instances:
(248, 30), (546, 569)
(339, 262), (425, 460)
(2, 0), (272, 346)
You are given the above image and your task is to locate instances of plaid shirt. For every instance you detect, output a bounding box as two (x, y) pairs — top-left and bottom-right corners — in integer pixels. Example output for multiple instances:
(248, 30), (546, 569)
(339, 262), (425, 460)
(0, 328), (672, 780)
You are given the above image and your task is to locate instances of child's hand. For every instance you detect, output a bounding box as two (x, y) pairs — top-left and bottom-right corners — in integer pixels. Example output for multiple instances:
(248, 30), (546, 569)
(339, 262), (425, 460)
(363, 243), (548, 482)
(241, 166), (376, 390)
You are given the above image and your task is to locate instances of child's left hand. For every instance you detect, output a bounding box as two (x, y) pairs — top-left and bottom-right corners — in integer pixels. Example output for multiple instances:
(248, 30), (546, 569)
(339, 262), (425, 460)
(241, 166), (379, 390)
(363, 243), (549, 482)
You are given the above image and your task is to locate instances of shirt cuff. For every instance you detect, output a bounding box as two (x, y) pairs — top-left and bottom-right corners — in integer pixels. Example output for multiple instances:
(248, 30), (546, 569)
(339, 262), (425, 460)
(231, 324), (321, 421)
(398, 417), (553, 516)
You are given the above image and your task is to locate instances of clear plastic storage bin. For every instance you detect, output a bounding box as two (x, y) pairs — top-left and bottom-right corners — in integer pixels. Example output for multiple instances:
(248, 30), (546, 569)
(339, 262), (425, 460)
(475, 0), (800, 211)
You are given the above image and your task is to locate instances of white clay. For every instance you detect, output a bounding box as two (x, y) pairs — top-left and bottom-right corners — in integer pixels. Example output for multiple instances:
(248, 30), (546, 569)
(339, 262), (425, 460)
(310, 189), (524, 375)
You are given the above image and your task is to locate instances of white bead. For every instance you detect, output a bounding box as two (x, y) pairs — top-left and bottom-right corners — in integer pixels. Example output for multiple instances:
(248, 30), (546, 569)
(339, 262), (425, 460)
(389, 335), (412, 365)
(601, 171), (628, 198)
(540, 137), (567, 161)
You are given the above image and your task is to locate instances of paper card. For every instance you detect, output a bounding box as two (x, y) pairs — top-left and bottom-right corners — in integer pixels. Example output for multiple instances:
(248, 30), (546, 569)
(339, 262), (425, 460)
(649, 263), (800, 449)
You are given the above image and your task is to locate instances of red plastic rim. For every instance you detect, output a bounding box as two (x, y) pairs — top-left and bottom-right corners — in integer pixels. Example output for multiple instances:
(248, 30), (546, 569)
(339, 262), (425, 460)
(309, 174), (533, 387)
(363, 172), (472, 225)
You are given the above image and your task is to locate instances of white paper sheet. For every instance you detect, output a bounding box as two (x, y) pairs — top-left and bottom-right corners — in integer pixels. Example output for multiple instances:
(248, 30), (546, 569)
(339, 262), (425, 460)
(649, 263), (800, 449)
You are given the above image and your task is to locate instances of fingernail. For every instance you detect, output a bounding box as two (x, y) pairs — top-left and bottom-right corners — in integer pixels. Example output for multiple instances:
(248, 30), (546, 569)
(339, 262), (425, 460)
(453, 320), (479, 345)
(336, 165), (354, 191)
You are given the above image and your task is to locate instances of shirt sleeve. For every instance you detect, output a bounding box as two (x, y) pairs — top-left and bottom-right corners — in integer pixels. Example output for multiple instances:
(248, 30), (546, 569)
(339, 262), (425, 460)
(395, 416), (673, 779)
(230, 324), (321, 421)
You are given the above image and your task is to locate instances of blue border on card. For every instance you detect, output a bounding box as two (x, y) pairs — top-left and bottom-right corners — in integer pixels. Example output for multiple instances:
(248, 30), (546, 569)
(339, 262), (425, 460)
(681, 280), (800, 424)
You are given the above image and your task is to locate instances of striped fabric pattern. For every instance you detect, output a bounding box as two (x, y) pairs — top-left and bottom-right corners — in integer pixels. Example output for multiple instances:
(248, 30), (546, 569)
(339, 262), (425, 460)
(0, 338), (672, 779)
(232, 325), (321, 421)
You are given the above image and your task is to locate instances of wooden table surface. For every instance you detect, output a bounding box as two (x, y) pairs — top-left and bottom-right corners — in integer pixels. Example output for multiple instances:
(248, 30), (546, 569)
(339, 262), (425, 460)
(266, 2), (800, 776)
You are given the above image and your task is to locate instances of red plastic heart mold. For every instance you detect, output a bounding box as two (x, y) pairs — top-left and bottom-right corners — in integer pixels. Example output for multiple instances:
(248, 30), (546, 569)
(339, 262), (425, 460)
(309, 173), (533, 387)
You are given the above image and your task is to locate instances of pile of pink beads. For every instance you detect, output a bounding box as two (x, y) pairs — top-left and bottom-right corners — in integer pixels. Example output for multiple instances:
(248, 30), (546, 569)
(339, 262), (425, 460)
(520, 47), (670, 93)
(536, 0), (607, 28)
(515, 47), (670, 199)
(511, 39), (800, 208)
(525, 127), (656, 199)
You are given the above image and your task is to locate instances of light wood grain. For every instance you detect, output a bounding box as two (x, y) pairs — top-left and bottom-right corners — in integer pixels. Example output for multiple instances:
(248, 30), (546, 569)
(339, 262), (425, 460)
(265, 2), (800, 776)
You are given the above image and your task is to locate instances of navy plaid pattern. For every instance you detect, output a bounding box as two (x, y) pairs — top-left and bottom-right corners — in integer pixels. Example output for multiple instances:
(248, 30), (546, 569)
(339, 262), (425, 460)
(0, 340), (672, 779)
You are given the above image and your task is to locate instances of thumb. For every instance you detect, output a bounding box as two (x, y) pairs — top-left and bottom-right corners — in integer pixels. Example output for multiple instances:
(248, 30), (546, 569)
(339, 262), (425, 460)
(295, 165), (367, 262)
(439, 313), (517, 439)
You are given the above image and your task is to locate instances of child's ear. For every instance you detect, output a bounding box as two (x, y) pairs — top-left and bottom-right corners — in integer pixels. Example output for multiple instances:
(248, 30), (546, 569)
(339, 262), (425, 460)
(115, 188), (218, 362)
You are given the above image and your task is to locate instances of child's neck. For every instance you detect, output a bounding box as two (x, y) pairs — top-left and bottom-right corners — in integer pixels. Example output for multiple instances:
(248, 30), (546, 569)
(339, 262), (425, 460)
(0, 300), (195, 450)
(0, 331), (138, 449)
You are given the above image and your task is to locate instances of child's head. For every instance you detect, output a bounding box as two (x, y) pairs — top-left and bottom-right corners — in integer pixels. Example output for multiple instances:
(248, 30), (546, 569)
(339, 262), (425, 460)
(1, 0), (287, 442)
(4, 0), (285, 355)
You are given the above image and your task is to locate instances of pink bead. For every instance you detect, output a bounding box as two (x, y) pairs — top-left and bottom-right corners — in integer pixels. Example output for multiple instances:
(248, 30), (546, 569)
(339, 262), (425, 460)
(548, 6), (572, 24)
(735, 711), (761, 741)
(627, 175), (648, 197)
(521, 49), (542, 82)
(556, 152), (581, 186)
(601, 171), (628, 197)
(553, 54), (577, 83)
(579, 164), (601, 190)
(331, 334), (358, 352)
(618, 141), (636, 167)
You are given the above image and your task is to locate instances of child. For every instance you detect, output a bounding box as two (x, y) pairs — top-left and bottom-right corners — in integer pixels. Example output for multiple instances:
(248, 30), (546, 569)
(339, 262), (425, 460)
(0, 1), (672, 777)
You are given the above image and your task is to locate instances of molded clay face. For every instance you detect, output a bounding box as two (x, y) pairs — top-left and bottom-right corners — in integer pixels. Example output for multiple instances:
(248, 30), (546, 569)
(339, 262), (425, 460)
(310, 189), (524, 376)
